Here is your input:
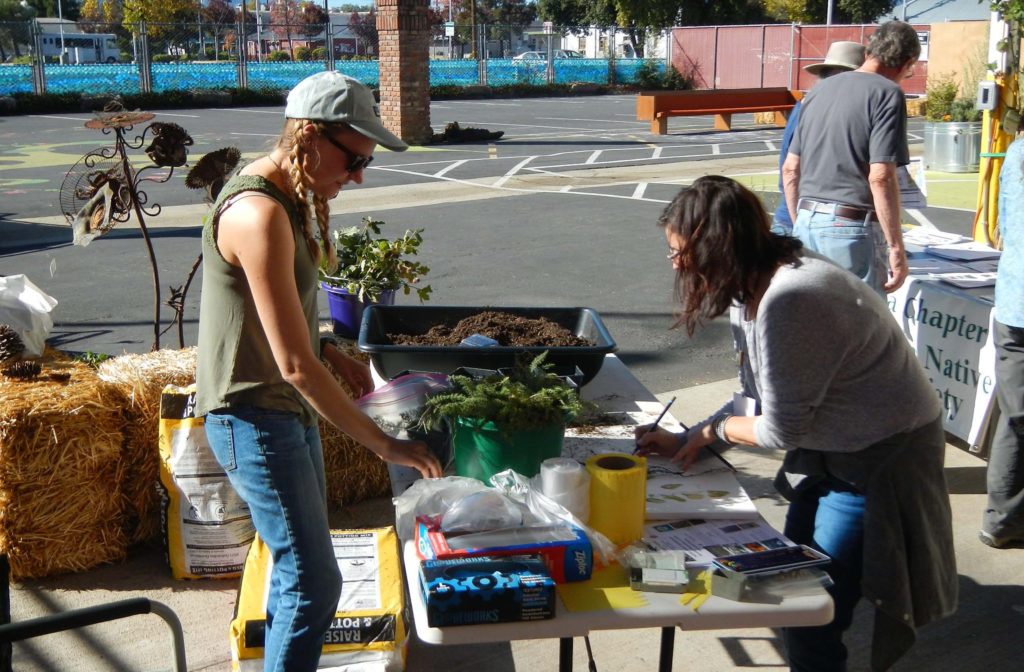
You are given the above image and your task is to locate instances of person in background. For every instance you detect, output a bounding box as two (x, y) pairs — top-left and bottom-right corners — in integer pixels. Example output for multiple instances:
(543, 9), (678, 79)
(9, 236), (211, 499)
(772, 41), (866, 234)
(783, 21), (920, 294)
(981, 138), (1024, 549)
(194, 71), (442, 672)
(637, 176), (957, 672)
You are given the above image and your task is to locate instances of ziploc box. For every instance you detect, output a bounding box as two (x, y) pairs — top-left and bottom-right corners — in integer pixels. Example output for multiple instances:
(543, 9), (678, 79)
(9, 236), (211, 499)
(414, 516), (593, 583)
(230, 528), (407, 671)
(419, 555), (556, 627)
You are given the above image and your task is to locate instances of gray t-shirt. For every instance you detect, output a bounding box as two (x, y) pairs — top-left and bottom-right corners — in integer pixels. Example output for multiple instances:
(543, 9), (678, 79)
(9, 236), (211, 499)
(789, 71), (909, 210)
(746, 251), (941, 452)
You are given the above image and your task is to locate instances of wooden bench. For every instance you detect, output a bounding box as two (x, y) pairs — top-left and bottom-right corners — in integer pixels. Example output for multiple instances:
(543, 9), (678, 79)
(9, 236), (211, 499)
(636, 87), (804, 134)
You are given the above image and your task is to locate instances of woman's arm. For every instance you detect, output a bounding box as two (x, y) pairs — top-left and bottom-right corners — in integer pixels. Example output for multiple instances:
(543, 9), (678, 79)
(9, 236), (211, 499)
(217, 197), (441, 478)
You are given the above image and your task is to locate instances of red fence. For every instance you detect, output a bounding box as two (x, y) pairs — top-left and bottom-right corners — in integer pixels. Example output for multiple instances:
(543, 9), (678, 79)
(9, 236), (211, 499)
(671, 23), (928, 95)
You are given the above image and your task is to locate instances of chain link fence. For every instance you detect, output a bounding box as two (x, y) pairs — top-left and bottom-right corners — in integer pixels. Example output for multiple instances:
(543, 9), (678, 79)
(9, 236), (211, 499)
(0, 21), (674, 97)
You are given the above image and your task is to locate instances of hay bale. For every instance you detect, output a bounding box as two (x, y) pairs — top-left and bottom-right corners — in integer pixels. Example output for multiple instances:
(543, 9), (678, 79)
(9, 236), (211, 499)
(754, 111), (779, 125)
(0, 350), (127, 579)
(97, 348), (197, 544)
(318, 339), (391, 505)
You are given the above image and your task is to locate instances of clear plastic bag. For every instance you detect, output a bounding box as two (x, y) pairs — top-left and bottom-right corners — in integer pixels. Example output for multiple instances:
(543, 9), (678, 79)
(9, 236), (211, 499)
(489, 468), (618, 568)
(392, 476), (491, 541)
(440, 490), (525, 534)
(0, 275), (57, 357)
(356, 372), (451, 496)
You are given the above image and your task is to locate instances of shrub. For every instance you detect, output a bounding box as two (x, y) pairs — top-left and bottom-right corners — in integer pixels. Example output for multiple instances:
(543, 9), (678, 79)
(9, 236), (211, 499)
(311, 46), (327, 60)
(152, 53), (180, 63)
(294, 46), (312, 62)
(10, 55), (33, 65)
(9, 92), (82, 115)
(635, 59), (663, 89)
(925, 76), (959, 121)
(266, 50), (291, 62)
(664, 66), (694, 91)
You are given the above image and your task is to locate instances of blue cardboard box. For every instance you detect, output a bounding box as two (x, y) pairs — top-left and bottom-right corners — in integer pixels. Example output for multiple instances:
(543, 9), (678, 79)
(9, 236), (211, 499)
(419, 555), (556, 627)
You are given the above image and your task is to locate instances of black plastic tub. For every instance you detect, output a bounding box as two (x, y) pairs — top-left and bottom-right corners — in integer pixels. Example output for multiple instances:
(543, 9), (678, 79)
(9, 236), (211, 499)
(357, 306), (617, 385)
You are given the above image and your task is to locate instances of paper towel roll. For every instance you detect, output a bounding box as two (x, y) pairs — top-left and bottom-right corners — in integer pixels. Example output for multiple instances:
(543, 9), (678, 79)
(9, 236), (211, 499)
(540, 457), (590, 523)
(586, 453), (647, 547)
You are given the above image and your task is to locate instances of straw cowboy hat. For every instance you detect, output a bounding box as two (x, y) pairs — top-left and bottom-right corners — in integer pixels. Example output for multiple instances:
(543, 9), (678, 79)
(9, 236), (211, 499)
(804, 41), (866, 75)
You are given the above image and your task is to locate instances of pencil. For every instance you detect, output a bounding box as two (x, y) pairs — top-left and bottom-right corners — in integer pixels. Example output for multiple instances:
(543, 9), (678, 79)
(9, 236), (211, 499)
(675, 417), (737, 472)
(633, 397), (676, 454)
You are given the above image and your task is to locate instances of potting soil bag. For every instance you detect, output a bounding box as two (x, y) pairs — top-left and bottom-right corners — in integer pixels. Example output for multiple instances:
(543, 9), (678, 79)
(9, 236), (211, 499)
(355, 373), (452, 496)
(158, 385), (255, 579)
(229, 528), (407, 672)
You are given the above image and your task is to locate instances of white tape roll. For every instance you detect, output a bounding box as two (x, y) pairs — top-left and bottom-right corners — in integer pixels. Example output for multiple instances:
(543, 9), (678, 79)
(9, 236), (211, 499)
(540, 457), (590, 523)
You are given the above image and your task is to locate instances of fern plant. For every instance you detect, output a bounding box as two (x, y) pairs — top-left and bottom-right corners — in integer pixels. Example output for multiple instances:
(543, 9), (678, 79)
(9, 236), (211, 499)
(420, 353), (584, 434)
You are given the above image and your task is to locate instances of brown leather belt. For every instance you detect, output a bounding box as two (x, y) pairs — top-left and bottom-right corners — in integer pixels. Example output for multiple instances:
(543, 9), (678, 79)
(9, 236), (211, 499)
(798, 198), (878, 223)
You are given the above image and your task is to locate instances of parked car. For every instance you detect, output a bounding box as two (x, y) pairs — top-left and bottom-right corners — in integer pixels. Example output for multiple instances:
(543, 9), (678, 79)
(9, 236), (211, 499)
(512, 49), (584, 60)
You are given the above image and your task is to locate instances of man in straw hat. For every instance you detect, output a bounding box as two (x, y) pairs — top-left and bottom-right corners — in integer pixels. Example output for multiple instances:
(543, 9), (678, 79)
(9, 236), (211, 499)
(782, 21), (920, 295)
(772, 41), (865, 234)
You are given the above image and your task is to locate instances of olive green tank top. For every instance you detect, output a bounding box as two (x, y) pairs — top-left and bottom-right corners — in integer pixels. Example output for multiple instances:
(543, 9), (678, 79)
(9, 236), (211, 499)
(195, 174), (320, 426)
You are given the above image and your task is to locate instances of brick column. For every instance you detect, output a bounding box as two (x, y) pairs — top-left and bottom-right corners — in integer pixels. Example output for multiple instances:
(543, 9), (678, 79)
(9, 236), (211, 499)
(376, 0), (432, 145)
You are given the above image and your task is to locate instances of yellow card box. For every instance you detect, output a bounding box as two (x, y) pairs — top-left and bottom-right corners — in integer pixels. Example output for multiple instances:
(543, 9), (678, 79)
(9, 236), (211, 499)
(230, 528), (407, 671)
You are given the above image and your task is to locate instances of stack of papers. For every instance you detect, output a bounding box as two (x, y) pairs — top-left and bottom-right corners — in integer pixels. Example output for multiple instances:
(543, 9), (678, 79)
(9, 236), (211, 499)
(926, 241), (1002, 262)
(643, 516), (794, 567)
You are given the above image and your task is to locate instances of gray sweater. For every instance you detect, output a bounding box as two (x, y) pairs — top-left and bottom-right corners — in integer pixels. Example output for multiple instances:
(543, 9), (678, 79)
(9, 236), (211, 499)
(746, 251), (941, 452)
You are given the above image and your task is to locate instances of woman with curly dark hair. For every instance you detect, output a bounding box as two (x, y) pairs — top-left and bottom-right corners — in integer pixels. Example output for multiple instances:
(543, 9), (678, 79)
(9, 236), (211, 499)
(636, 176), (957, 671)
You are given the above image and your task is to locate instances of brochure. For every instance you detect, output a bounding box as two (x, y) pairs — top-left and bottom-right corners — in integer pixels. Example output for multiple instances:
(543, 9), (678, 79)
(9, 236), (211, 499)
(643, 515), (794, 567)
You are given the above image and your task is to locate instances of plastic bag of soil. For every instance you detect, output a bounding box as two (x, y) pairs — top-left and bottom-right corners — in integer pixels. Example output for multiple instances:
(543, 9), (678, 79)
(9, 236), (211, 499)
(356, 372), (452, 496)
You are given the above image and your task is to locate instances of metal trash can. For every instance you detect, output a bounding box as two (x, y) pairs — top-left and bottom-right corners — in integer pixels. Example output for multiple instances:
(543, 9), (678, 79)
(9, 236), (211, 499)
(923, 121), (982, 173)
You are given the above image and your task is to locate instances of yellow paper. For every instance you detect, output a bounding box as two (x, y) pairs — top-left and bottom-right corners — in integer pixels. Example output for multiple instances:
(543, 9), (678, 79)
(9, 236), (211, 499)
(586, 453), (647, 547)
(556, 564), (648, 612)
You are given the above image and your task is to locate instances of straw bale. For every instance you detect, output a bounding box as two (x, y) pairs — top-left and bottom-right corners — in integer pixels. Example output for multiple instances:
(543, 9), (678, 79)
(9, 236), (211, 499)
(754, 111), (779, 125)
(97, 348), (197, 544)
(0, 349), (127, 579)
(318, 339), (391, 505)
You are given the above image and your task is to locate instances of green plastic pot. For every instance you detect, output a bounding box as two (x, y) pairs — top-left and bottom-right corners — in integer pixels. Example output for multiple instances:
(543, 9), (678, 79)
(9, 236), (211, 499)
(451, 417), (565, 483)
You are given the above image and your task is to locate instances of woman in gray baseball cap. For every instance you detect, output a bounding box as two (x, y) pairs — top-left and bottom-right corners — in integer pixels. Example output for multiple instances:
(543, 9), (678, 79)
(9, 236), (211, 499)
(195, 71), (439, 672)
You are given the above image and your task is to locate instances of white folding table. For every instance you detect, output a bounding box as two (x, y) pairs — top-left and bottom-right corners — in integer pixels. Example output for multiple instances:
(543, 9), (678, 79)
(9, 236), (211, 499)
(402, 355), (834, 671)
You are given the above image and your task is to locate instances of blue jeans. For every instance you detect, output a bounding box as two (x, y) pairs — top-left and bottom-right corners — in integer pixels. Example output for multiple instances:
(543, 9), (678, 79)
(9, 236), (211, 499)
(205, 408), (342, 672)
(782, 478), (866, 672)
(793, 207), (888, 296)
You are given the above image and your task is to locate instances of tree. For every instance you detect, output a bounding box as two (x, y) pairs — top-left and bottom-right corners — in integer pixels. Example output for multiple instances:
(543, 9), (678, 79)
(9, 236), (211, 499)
(348, 7), (377, 56)
(0, 0), (35, 61)
(299, 1), (328, 42)
(269, 0), (298, 59)
(763, 0), (813, 22)
(203, 0), (236, 60)
(121, 0), (201, 36)
(23, 0), (81, 20)
(776, 0), (895, 23)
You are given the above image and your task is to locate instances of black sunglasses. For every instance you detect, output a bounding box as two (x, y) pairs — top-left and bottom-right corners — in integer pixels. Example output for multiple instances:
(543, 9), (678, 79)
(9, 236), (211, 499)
(322, 133), (374, 173)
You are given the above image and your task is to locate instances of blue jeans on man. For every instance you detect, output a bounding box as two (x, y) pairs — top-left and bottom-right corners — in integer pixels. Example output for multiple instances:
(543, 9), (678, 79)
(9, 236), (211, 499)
(793, 206), (888, 295)
(205, 407), (342, 672)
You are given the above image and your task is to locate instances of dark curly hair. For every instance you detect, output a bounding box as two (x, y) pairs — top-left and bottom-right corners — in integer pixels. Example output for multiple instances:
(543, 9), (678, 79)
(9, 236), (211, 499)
(658, 176), (802, 336)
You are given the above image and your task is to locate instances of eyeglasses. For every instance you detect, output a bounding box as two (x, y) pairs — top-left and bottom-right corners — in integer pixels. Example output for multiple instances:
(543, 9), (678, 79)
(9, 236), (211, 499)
(321, 133), (374, 173)
(666, 248), (684, 261)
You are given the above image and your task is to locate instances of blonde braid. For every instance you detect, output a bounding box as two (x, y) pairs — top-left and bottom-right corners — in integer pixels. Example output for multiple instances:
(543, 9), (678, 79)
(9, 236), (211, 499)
(288, 139), (322, 265)
(313, 193), (337, 273)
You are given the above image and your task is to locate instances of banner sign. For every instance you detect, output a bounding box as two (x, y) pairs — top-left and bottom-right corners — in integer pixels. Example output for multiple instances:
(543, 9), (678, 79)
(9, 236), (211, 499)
(887, 276), (997, 447)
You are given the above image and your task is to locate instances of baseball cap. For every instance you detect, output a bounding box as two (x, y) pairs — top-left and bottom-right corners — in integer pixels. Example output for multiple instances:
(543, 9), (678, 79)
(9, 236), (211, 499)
(285, 71), (408, 152)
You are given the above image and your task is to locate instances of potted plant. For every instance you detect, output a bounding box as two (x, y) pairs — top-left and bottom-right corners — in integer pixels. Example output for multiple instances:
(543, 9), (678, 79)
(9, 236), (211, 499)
(319, 216), (432, 338)
(923, 74), (983, 173)
(420, 353), (585, 483)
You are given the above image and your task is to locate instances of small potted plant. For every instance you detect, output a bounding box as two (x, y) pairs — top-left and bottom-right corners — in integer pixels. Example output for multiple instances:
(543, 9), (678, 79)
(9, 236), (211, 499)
(320, 216), (432, 338)
(420, 353), (585, 483)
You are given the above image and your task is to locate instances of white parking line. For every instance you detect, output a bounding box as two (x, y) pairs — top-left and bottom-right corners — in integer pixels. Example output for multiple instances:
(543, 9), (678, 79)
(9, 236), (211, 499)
(460, 120), (608, 132)
(434, 159), (468, 177)
(231, 132), (278, 137)
(632, 182), (648, 199)
(652, 147), (663, 159)
(30, 115), (92, 121)
(155, 112), (201, 118)
(764, 140), (776, 151)
(584, 151), (602, 164)
(212, 108), (281, 114)
(493, 156), (535, 188)
(712, 145), (721, 155)
(535, 117), (648, 125)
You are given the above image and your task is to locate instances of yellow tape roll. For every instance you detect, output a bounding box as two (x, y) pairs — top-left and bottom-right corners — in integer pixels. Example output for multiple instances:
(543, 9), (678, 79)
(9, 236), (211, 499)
(586, 453), (647, 547)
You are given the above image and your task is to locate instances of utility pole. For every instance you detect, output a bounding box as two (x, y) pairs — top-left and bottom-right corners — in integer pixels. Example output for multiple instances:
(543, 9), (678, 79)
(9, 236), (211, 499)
(470, 0), (477, 59)
(56, 0), (66, 64)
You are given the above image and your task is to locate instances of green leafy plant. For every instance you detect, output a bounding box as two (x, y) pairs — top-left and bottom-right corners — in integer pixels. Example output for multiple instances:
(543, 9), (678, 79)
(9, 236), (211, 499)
(320, 216), (432, 303)
(420, 353), (585, 434)
(926, 74), (981, 122)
